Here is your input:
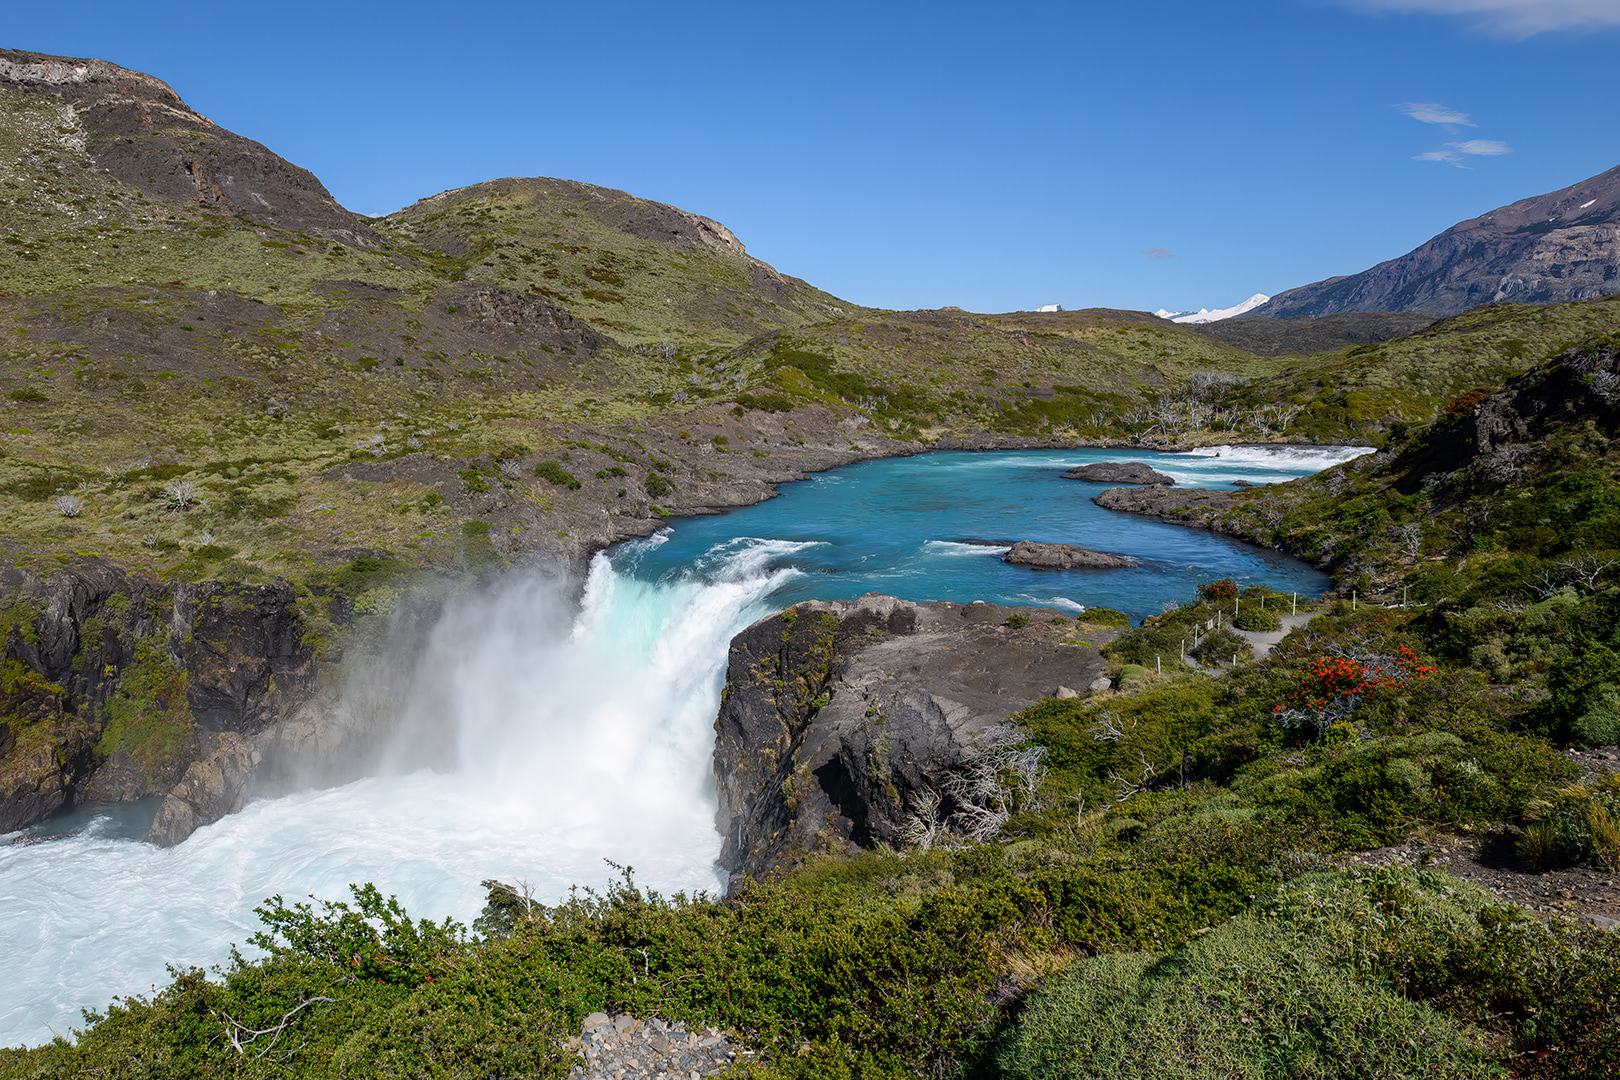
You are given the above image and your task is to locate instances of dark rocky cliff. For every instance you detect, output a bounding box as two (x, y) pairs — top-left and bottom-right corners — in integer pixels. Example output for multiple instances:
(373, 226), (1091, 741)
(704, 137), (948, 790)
(1254, 164), (1620, 318)
(712, 594), (1114, 884)
(0, 559), (400, 842)
(1391, 332), (1620, 495)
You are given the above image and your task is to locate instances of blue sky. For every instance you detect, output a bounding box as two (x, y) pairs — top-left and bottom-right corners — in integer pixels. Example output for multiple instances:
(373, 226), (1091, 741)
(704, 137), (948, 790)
(7, 0), (1619, 314)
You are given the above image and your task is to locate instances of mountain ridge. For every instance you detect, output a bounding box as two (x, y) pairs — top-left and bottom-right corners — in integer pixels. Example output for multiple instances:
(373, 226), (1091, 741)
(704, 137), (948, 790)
(1253, 163), (1620, 319)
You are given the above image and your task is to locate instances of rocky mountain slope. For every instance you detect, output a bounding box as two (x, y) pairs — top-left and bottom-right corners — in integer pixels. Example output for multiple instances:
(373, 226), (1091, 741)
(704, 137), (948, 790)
(1253, 163), (1620, 318)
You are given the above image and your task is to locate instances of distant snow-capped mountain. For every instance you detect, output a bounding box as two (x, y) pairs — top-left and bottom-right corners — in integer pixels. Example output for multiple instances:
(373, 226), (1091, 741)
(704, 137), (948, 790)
(1154, 294), (1271, 324)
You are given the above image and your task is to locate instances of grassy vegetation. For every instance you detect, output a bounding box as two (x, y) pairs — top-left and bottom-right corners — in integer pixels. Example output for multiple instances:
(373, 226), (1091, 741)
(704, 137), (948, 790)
(5, 124), (1619, 583)
(7, 68), (1620, 1079)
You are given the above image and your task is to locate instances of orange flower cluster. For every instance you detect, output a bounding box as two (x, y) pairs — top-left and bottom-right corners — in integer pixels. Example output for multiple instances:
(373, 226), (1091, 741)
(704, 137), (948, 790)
(1277, 645), (1436, 715)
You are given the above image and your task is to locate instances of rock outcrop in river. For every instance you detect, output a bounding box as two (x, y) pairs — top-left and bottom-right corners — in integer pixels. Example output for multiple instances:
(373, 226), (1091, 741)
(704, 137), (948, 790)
(1062, 461), (1175, 485)
(712, 594), (1117, 883)
(1090, 483), (1242, 523)
(1002, 540), (1137, 569)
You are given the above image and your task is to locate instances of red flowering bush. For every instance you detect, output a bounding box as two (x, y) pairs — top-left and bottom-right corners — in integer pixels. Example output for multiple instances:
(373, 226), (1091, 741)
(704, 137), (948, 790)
(1198, 578), (1239, 603)
(1275, 645), (1436, 737)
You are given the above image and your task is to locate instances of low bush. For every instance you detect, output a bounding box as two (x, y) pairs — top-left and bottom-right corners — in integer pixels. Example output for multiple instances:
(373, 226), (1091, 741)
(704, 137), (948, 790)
(1078, 606), (1130, 626)
(1001, 870), (1505, 1080)
(1233, 604), (1281, 631)
(534, 460), (582, 489)
(1192, 626), (1249, 664)
(1517, 776), (1620, 871)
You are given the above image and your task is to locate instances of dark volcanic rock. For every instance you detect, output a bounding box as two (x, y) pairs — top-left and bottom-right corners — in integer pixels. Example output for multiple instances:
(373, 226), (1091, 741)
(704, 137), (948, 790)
(1002, 540), (1137, 569)
(712, 594), (1114, 883)
(0, 559), (328, 840)
(1062, 461), (1175, 485)
(1251, 163), (1620, 318)
(1091, 483), (1242, 523)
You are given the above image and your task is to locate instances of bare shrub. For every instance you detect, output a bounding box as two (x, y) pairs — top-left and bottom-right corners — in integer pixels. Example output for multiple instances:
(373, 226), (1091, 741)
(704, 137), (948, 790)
(53, 494), (83, 517)
(160, 478), (198, 512)
(901, 725), (1049, 849)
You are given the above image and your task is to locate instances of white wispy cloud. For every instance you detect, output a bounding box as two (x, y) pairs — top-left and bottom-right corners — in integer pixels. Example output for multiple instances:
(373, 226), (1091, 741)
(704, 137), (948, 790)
(1449, 139), (1513, 155)
(1415, 139), (1514, 166)
(1142, 248), (1174, 260)
(1342, 0), (1620, 37)
(1396, 102), (1475, 126)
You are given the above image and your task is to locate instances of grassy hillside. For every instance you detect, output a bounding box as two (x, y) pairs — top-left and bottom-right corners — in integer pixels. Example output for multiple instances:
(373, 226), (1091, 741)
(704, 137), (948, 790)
(6, 63), (1620, 581)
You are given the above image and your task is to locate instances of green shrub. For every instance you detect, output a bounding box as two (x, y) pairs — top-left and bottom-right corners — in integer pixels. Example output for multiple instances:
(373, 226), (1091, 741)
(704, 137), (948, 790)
(1233, 605), (1281, 632)
(1105, 623), (1186, 666)
(534, 460), (582, 489)
(1078, 607), (1131, 626)
(7, 387), (47, 403)
(1570, 681), (1620, 746)
(1517, 778), (1620, 870)
(1000, 870), (1504, 1080)
(644, 473), (671, 498)
(1193, 627), (1249, 664)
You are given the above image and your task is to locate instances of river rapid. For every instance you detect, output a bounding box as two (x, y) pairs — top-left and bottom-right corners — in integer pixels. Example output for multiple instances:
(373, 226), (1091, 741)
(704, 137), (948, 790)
(0, 444), (1368, 1046)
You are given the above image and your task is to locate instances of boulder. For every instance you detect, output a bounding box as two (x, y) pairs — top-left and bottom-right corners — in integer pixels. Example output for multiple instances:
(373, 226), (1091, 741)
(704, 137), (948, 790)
(1062, 461), (1175, 485)
(1092, 484), (1241, 524)
(1002, 540), (1137, 569)
(713, 594), (1120, 883)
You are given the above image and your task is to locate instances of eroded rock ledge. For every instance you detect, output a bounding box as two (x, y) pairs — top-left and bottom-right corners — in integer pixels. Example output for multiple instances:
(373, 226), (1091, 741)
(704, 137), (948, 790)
(1062, 461), (1175, 485)
(712, 594), (1118, 884)
(1002, 540), (1137, 569)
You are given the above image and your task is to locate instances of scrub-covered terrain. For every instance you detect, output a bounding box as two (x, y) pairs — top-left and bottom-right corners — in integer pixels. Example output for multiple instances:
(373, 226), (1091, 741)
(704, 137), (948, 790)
(2, 48), (1620, 1080)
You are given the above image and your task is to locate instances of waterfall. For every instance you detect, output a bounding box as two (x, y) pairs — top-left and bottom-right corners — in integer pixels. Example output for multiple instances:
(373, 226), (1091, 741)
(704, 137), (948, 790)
(0, 542), (805, 1047)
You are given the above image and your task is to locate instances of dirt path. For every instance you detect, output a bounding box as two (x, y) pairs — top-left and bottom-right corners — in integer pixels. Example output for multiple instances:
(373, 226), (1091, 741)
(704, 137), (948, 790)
(1232, 612), (1315, 660)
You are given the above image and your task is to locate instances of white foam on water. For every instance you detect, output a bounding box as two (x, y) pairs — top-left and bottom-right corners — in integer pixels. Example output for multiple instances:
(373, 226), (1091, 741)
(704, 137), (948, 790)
(0, 546), (800, 1048)
(1157, 444), (1374, 487)
(923, 540), (1011, 556)
(1180, 444), (1375, 468)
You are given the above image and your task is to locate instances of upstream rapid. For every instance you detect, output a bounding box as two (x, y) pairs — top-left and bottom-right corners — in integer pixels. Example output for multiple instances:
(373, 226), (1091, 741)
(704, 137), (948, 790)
(0, 444), (1368, 1046)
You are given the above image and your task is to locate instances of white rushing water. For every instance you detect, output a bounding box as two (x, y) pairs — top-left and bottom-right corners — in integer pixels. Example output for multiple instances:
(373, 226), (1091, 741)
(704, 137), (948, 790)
(0, 543), (805, 1047)
(1171, 444), (1374, 485)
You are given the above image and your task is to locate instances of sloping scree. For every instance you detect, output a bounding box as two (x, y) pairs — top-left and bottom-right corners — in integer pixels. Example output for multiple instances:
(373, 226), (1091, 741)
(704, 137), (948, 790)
(565, 1013), (751, 1079)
